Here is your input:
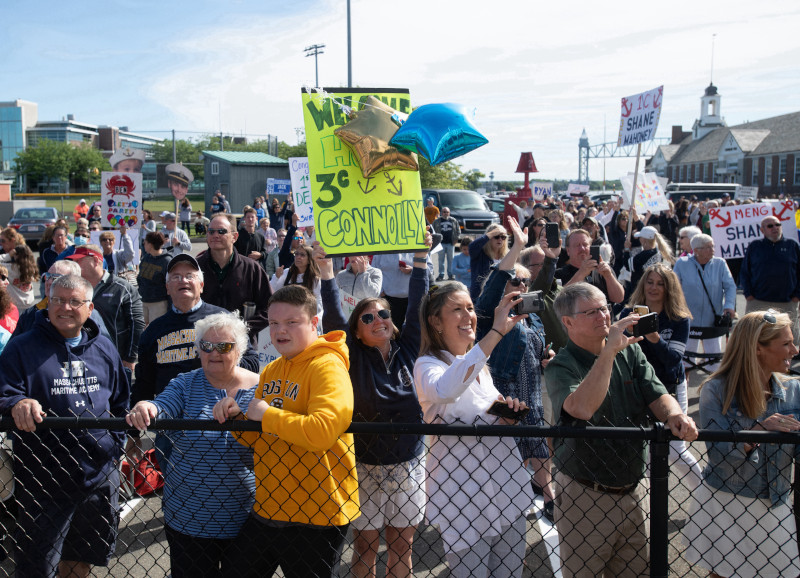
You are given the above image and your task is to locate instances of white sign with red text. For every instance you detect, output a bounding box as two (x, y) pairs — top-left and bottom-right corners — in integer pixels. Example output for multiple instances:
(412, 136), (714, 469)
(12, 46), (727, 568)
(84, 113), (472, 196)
(617, 86), (663, 146)
(288, 157), (313, 227)
(708, 200), (799, 259)
(619, 172), (669, 213)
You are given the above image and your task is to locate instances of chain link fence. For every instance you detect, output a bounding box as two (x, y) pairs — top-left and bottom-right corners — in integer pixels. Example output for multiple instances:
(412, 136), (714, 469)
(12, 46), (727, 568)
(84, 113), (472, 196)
(0, 418), (796, 577)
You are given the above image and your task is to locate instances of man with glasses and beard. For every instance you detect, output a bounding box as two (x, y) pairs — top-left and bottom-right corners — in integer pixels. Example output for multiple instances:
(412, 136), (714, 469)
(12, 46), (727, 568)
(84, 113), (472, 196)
(545, 282), (697, 577)
(741, 215), (800, 346)
(197, 214), (272, 342)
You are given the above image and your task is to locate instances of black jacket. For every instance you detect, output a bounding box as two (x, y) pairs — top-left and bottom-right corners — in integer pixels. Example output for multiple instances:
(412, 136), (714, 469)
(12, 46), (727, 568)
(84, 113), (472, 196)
(93, 272), (144, 363)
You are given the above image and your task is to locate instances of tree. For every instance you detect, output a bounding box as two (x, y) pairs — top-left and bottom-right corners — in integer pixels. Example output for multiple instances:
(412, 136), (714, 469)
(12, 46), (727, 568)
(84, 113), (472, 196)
(276, 141), (308, 160)
(69, 144), (110, 188)
(464, 169), (486, 191)
(418, 157), (469, 189)
(15, 140), (74, 192)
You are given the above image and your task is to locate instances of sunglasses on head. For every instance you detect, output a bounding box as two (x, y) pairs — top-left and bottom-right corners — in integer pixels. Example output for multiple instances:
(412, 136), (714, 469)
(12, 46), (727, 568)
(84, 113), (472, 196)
(361, 309), (391, 325)
(198, 340), (235, 354)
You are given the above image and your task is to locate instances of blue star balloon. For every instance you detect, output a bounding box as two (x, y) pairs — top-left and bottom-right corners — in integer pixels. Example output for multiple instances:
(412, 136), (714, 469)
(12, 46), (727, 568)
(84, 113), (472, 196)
(389, 103), (488, 166)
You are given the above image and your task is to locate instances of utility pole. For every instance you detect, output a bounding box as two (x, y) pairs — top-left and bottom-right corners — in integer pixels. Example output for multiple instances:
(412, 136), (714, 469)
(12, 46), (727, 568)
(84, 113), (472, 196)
(304, 44), (326, 87)
(347, 0), (352, 87)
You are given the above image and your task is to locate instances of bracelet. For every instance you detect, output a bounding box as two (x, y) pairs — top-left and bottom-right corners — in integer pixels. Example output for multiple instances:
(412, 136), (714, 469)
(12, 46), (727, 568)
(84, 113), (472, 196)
(490, 328), (505, 338)
(413, 257), (427, 264)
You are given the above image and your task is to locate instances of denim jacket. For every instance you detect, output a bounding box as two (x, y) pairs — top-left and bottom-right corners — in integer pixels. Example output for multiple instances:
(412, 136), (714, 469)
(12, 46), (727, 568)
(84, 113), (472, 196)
(475, 267), (545, 381)
(700, 375), (800, 508)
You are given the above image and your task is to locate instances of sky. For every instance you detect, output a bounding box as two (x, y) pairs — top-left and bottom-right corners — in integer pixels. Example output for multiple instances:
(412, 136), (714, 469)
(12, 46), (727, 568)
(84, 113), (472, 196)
(3, 0), (800, 183)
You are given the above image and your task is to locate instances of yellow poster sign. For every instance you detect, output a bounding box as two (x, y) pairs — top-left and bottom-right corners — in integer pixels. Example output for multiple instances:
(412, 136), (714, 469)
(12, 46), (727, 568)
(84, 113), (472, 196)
(301, 88), (426, 256)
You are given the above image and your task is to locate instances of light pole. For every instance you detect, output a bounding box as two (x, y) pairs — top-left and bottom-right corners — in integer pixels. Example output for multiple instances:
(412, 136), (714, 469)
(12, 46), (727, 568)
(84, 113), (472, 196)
(347, 0), (352, 86)
(304, 44), (326, 87)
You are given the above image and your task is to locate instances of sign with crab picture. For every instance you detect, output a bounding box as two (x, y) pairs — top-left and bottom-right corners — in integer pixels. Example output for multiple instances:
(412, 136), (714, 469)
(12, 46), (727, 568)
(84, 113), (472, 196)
(101, 171), (142, 229)
(301, 87), (426, 256)
(708, 200), (799, 259)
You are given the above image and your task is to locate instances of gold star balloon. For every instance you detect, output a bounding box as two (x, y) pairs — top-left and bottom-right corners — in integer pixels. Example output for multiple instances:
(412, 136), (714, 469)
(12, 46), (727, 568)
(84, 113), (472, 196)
(334, 96), (418, 178)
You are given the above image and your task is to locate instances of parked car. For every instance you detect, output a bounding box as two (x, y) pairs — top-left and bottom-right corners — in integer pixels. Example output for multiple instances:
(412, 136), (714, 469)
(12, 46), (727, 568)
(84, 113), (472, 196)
(7, 207), (59, 245)
(483, 195), (509, 218)
(423, 189), (500, 235)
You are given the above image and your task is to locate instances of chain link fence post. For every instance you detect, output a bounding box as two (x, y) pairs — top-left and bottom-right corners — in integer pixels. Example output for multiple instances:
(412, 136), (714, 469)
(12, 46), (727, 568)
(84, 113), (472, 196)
(650, 422), (670, 578)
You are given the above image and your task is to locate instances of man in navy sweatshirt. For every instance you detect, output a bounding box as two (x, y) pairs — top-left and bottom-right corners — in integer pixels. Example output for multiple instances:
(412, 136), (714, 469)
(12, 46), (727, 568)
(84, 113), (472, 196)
(0, 274), (129, 577)
(741, 214), (800, 346)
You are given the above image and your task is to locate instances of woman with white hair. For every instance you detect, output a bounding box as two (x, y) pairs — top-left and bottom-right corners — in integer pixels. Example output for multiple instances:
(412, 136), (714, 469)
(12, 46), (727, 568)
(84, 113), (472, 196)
(673, 234), (737, 369)
(626, 225), (675, 292)
(127, 312), (259, 577)
(677, 225), (702, 257)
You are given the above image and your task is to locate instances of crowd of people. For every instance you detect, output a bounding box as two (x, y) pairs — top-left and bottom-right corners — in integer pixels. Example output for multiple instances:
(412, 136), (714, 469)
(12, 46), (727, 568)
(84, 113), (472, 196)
(0, 188), (798, 577)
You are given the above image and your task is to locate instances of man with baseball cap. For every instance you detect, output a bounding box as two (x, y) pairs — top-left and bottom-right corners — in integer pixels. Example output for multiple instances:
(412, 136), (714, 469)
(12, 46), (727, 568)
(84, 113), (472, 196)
(161, 211), (191, 255)
(110, 148), (145, 173)
(165, 164), (194, 202)
(67, 245), (144, 378)
(127, 252), (260, 460)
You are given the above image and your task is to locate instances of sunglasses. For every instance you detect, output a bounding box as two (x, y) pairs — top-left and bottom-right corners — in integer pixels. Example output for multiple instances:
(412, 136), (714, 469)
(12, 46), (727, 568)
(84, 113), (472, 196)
(492, 234), (508, 241)
(764, 223), (781, 229)
(360, 309), (391, 325)
(0, 274), (7, 281)
(198, 340), (236, 354)
(207, 228), (229, 236)
(508, 277), (529, 288)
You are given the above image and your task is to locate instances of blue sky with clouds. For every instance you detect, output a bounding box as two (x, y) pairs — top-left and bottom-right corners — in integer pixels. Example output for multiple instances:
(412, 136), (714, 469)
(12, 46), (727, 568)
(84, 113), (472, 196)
(3, 0), (799, 182)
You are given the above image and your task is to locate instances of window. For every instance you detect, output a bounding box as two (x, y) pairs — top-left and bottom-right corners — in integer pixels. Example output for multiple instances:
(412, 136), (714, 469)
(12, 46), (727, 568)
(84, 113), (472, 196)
(698, 164), (704, 182)
(752, 159), (758, 184)
(779, 157), (787, 185)
(211, 162), (219, 175)
(794, 157), (800, 186)
(765, 157), (772, 185)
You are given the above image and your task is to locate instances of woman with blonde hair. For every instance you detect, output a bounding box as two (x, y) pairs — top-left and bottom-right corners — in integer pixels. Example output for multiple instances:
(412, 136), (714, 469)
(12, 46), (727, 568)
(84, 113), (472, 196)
(623, 263), (702, 490)
(682, 310), (800, 577)
(625, 225), (674, 292)
(468, 223), (509, 299)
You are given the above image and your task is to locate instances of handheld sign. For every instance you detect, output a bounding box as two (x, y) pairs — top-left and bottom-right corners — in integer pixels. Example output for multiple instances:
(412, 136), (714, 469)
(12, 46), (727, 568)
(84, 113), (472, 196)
(708, 200), (799, 259)
(617, 86), (663, 147)
(101, 171), (142, 229)
(567, 183), (589, 197)
(532, 182), (553, 200)
(301, 87), (426, 257)
(289, 157), (313, 227)
(620, 172), (670, 213)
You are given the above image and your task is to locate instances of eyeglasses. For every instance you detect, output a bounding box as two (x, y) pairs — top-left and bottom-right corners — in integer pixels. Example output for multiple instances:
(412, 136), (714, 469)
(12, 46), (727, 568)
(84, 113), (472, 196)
(572, 303), (610, 318)
(43, 272), (63, 281)
(169, 273), (199, 283)
(50, 296), (90, 309)
(508, 277), (529, 288)
(360, 309), (391, 325)
(0, 274), (7, 281)
(207, 228), (229, 236)
(492, 234), (508, 241)
(764, 223), (781, 229)
(293, 236), (303, 241)
(198, 340), (236, 354)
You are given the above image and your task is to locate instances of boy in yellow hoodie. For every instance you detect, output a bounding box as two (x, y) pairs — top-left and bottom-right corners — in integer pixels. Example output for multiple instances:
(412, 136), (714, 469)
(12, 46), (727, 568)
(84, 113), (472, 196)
(213, 284), (359, 577)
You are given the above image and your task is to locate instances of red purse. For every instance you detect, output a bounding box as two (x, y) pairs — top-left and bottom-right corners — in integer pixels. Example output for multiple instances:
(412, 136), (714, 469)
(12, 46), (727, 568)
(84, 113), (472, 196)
(121, 449), (164, 496)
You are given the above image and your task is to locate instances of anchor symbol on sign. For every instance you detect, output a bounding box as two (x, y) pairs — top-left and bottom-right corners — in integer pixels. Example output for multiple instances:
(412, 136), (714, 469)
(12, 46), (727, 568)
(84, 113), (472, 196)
(358, 177), (377, 195)
(653, 87), (663, 109)
(621, 98), (633, 118)
(384, 172), (403, 196)
(772, 200), (793, 221)
(709, 208), (731, 228)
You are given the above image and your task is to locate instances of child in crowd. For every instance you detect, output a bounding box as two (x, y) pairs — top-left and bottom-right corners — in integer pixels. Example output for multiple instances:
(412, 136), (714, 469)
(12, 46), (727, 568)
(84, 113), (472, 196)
(213, 284), (359, 576)
(451, 236), (472, 286)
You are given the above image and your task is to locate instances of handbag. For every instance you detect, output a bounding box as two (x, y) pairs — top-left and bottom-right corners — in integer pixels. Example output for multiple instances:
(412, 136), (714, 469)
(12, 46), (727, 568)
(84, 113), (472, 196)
(120, 448), (164, 497)
(694, 263), (732, 328)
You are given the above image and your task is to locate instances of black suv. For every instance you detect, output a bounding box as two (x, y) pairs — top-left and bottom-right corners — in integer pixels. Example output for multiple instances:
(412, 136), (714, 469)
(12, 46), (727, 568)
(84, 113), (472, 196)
(423, 189), (500, 235)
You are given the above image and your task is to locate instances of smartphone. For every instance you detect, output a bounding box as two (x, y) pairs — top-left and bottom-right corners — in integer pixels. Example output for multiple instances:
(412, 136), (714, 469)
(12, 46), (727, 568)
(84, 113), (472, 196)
(398, 260), (407, 268)
(634, 305), (649, 316)
(545, 222), (560, 248)
(632, 312), (659, 337)
(513, 290), (544, 315)
(487, 401), (531, 421)
(590, 245), (601, 262)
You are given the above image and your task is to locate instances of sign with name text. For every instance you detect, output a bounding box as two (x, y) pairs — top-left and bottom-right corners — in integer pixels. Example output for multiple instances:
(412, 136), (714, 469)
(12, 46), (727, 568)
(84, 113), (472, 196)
(301, 87), (426, 257)
(617, 86), (663, 147)
(532, 182), (553, 200)
(708, 200), (799, 259)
